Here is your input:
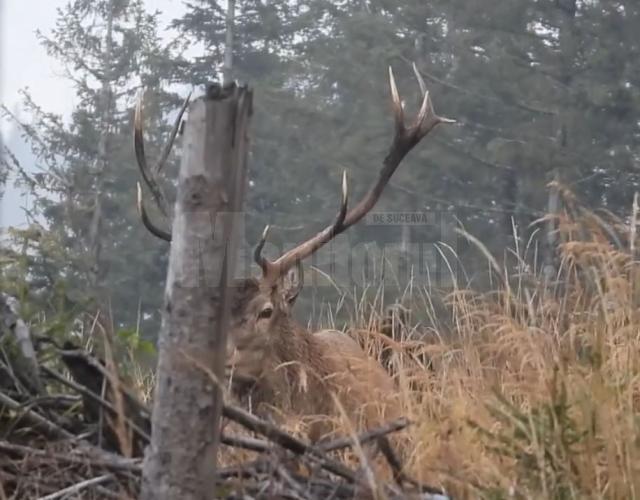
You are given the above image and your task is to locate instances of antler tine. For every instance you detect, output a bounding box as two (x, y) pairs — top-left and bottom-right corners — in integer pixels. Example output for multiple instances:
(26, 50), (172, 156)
(134, 93), (170, 218)
(336, 170), (349, 227)
(411, 63), (456, 135)
(155, 92), (191, 175)
(254, 225), (273, 275)
(388, 66), (405, 137)
(255, 64), (455, 283)
(135, 91), (192, 242)
(137, 182), (172, 242)
(412, 62), (427, 95)
(255, 170), (350, 282)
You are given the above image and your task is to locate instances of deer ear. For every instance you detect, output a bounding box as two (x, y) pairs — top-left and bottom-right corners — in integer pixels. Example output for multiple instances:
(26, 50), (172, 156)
(282, 261), (303, 305)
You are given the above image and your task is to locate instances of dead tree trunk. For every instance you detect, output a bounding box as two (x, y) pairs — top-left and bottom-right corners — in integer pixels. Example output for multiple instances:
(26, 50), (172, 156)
(140, 83), (252, 500)
(222, 0), (235, 85)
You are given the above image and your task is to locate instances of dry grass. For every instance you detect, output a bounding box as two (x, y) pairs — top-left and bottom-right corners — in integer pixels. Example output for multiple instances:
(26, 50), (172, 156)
(266, 193), (640, 499)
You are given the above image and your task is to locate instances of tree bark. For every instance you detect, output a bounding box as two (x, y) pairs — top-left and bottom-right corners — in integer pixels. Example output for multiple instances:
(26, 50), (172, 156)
(140, 83), (252, 500)
(222, 0), (235, 85)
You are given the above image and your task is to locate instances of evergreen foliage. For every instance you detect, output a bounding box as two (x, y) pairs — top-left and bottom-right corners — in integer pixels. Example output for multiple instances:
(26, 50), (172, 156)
(2, 0), (639, 338)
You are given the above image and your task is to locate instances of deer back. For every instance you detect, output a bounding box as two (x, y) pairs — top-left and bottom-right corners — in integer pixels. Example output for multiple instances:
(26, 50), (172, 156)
(309, 330), (400, 437)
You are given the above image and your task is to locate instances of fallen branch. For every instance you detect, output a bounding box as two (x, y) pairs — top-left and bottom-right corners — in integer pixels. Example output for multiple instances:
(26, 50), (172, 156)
(42, 365), (151, 443)
(222, 403), (356, 482)
(221, 433), (271, 453)
(58, 345), (151, 418)
(0, 392), (73, 440)
(319, 416), (410, 452)
(0, 441), (142, 474)
(37, 473), (114, 500)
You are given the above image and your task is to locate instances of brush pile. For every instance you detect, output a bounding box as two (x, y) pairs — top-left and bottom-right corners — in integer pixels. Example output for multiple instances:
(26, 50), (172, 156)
(0, 293), (447, 500)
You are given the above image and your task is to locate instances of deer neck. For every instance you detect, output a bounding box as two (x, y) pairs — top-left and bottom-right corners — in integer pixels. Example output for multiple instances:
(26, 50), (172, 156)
(259, 317), (332, 410)
(272, 317), (322, 369)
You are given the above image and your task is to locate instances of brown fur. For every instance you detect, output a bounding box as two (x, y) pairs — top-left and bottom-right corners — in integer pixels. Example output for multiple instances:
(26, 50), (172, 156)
(225, 274), (401, 443)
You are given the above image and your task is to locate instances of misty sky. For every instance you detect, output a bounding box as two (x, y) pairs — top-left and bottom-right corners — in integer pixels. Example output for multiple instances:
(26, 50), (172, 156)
(0, 0), (180, 229)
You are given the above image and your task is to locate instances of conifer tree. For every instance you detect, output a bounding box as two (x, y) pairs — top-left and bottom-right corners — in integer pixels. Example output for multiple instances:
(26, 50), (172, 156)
(1, 0), (180, 338)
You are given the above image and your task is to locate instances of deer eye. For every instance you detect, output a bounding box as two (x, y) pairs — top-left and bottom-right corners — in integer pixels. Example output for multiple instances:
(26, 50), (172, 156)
(258, 305), (273, 320)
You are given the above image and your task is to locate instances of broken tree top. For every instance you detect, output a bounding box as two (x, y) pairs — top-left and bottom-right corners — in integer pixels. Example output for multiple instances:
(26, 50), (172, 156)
(205, 80), (252, 100)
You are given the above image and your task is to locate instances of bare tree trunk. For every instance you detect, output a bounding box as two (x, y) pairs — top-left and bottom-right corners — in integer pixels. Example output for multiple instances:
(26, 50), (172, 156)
(88, 0), (114, 303)
(140, 83), (252, 500)
(222, 0), (235, 85)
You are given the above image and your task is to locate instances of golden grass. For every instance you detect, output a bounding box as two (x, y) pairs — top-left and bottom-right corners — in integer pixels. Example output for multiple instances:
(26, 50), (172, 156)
(306, 194), (640, 499)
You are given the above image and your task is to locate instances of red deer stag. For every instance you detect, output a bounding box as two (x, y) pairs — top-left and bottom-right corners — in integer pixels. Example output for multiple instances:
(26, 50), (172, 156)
(134, 65), (453, 455)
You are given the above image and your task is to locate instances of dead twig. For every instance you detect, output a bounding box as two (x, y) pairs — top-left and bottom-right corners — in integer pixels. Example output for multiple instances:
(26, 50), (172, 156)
(0, 392), (74, 440)
(41, 366), (151, 443)
(58, 345), (150, 418)
(0, 441), (142, 474)
(222, 404), (356, 482)
(221, 433), (271, 453)
(319, 416), (410, 452)
(37, 473), (114, 500)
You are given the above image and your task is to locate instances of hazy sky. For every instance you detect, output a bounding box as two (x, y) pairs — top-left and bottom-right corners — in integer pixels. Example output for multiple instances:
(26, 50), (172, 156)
(0, 0), (181, 228)
(1, 1), (76, 130)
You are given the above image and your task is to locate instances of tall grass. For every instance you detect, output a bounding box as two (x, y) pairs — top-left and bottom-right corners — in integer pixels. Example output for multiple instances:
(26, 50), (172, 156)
(304, 192), (640, 499)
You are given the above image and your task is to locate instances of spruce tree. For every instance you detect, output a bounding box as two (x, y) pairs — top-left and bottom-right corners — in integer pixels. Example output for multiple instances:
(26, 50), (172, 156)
(1, 0), (180, 339)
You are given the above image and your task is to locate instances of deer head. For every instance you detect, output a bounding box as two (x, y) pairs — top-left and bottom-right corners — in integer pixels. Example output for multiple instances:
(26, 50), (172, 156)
(134, 65), (454, 422)
(222, 267), (303, 395)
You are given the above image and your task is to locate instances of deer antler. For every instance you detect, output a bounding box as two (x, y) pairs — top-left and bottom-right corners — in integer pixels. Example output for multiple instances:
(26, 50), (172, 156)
(134, 91), (191, 242)
(254, 63), (455, 283)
